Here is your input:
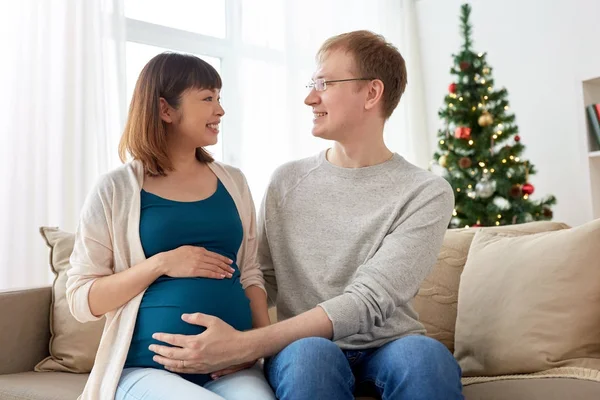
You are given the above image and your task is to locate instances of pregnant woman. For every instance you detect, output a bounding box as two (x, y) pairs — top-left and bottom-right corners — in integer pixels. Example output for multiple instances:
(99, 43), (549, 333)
(66, 53), (275, 400)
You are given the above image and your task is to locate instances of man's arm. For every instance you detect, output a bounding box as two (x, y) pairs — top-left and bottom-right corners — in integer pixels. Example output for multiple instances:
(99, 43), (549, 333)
(244, 306), (333, 360)
(318, 181), (454, 340)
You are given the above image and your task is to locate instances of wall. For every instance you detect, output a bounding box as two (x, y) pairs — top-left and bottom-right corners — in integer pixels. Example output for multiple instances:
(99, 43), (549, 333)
(416, 0), (600, 226)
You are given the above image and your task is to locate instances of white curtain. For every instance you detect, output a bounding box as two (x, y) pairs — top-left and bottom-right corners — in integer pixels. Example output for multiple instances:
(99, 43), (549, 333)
(0, 0), (125, 290)
(235, 0), (430, 200)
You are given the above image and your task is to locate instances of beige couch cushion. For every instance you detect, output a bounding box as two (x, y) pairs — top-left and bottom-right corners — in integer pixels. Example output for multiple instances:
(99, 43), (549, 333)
(462, 378), (600, 400)
(455, 218), (600, 377)
(35, 227), (104, 373)
(0, 372), (87, 400)
(413, 221), (569, 353)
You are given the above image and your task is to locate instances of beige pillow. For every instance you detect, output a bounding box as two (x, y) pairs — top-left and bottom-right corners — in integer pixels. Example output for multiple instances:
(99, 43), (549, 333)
(35, 227), (105, 373)
(454, 218), (600, 377)
(413, 221), (569, 353)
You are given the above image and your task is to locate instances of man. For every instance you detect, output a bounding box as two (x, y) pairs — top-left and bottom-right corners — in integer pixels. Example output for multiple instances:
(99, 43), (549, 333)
(150, 30), (463, 399)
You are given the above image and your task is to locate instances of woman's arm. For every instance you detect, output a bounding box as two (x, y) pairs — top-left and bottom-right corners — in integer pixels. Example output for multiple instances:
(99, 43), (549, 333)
(245, 285), (270, 328)
(234, 169), (269, 328)
(85, 257), (163, 318)
(70, 244), (235, 321)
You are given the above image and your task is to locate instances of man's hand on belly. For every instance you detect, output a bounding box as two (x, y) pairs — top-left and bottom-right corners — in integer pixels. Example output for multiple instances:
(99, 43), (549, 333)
(149, 306), (335, 374)
(149, 313), (254, 374)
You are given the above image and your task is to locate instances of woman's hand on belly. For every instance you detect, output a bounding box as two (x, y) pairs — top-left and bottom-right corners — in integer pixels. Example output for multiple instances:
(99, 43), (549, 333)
(155, 246), (235, 279)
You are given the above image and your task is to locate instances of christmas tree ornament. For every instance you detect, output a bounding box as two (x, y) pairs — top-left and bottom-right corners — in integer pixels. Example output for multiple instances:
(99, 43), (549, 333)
(459, 157), (472, 169)
(460, 61), (470, 71)
(493, 196), (510, 210)
(522, 183), (535, 195)
(472, 220), (482, 227)
(449, 83), (457, 93)
(514, 135), (521, 142)
(523, 213), (534, 223)
(454, 126), (472, 139)
(542, 206), (553, 218)
(509, 184), (522, 198)
(467, 189), (477, 199)
(475, 176), (496, 198)
(478, 111), (493, 127)
(483, 67), (490, 75)
(438, 154), (448, 168)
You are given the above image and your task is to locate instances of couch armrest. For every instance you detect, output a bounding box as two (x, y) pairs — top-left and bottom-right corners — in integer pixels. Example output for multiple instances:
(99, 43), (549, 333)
(0, 286), (51, 375)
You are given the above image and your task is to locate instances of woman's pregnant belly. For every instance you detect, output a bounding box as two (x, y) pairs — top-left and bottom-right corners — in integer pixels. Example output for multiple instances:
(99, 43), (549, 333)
(125, 270), (252, 383)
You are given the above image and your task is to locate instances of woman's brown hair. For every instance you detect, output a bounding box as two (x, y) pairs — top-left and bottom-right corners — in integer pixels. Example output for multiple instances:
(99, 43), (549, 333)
(119, 52), (222, 176)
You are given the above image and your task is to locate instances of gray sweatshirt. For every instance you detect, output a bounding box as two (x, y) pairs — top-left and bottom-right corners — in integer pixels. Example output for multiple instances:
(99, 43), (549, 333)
(257, 150), (454, 349)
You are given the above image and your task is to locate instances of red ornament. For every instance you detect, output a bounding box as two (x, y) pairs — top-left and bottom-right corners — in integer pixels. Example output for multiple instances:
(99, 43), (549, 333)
(509, 184), (522, 198)
(522, 183), (535, 195)
(454, 126), (472, 139)
(449, 83), (457, 93)
(471, 223), (482, 228)
(514, 135), (521, 142)
(458, 157), (472, 169)
(459, 61), (470, 71)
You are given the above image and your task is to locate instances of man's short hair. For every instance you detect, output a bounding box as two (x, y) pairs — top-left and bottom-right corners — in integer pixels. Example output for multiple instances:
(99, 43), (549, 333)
(317, 30), (407, 119)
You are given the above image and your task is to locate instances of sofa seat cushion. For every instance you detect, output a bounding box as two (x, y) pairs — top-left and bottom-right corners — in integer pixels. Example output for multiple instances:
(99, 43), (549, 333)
(462, 378), (600, 400)
(0, 371), (378, 400)
(0, 372), (87, 400)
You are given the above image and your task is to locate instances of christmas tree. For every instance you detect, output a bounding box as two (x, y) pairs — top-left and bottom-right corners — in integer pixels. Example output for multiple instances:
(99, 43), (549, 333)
(432, 3), (556, 228)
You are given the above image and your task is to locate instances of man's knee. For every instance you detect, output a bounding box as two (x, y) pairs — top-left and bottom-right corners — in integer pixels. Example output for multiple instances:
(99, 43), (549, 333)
(266, 337), (354, 398)
(382, 335), (461, 376)
(270, 337), (345, 368)
(266, 337), (351, 382)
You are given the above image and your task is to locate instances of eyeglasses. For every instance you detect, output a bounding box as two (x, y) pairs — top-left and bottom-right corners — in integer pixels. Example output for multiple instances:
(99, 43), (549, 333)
(306, 78), (375, 92)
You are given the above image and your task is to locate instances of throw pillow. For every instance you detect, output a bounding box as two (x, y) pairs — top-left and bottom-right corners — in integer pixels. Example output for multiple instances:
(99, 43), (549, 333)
(35, 227), (105, 373)
(413, 221), (569, 353)
(454, 218), (600, 377)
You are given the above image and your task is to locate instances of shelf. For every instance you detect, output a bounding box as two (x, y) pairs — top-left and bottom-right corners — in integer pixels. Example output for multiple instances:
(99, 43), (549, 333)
(583, 76), (600, 219)
(584, 78), (600, 153)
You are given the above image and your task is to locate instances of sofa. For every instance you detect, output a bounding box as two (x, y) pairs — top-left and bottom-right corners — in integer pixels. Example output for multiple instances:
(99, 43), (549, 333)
(1, 220), (600, 400)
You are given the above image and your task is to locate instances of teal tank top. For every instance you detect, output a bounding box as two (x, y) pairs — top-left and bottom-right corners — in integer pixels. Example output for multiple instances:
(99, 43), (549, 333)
(124, 179), (252, 386)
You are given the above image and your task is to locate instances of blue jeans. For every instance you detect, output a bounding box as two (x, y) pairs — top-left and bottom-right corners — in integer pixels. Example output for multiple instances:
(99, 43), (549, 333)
(265, 335), (463, 400)
(116, 364), (276, 400)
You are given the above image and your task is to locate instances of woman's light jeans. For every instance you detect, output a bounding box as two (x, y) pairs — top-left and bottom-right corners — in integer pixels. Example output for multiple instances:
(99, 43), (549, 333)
(116, 364), (276, 400)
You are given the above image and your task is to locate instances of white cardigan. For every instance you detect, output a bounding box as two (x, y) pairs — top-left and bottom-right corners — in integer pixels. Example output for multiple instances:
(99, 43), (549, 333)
(66, 160), (266, 400)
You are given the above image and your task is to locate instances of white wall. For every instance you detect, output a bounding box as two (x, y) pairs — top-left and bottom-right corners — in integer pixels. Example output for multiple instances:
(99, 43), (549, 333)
(415, 0), (600, 227)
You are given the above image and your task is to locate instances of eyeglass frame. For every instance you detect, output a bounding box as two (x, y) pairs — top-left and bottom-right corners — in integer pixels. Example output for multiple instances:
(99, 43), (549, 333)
(306, 77), (376, 92)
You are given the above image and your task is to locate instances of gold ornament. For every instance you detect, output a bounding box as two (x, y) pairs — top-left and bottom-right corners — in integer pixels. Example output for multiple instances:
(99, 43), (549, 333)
(483, 67), (490, 74)
(438, 154), (448, 168)
(478, 111), (493, 127)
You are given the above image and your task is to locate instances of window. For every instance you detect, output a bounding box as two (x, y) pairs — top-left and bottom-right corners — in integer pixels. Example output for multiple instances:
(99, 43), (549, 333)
(125, 0), (226, 38)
